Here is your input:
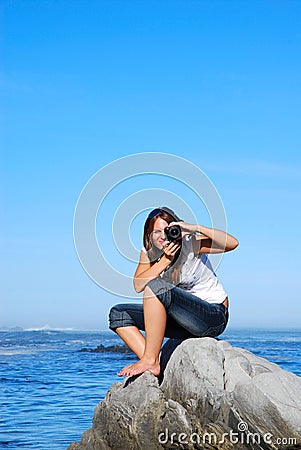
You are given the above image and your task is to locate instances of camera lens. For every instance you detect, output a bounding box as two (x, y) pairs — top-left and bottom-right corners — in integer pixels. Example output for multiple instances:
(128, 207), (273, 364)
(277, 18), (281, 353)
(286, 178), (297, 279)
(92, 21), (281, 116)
(164, 225), (181, 241)
(170, 227), (180, 238)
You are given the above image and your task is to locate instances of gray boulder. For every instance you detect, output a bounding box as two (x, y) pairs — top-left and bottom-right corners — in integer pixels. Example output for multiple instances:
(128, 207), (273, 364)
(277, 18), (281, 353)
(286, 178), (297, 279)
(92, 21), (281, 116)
(68, 337), (301, 450)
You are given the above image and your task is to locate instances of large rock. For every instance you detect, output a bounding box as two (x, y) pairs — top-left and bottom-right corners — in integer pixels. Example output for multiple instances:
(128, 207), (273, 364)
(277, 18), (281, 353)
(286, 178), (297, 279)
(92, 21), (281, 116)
(68, 337), (301, 449)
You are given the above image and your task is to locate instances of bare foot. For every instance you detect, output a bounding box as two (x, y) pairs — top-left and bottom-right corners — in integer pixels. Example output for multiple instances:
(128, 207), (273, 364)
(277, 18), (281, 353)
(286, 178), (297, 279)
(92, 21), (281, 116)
(117, 358), (160, 377)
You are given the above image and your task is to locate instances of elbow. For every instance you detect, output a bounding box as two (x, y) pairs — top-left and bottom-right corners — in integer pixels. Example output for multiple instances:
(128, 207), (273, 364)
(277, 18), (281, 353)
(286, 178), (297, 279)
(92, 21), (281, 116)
(133, 279), (143, 293)
(225, 238), (239, 252)
(231, 238), (239, 250)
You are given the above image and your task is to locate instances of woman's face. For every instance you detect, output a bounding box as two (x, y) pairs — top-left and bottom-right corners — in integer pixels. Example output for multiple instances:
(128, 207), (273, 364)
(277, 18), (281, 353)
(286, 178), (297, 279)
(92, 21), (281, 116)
(151, 217), (169, 249)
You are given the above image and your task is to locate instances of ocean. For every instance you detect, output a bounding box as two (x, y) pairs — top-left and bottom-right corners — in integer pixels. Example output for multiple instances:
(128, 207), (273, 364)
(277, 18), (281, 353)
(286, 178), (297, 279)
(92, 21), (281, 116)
(1, 328), (300, 449)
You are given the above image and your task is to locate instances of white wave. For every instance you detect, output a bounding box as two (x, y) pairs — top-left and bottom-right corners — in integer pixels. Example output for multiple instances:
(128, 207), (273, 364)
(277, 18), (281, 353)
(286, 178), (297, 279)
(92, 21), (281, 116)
(24, 325), (76, 332)
(0, 348), (38, 355)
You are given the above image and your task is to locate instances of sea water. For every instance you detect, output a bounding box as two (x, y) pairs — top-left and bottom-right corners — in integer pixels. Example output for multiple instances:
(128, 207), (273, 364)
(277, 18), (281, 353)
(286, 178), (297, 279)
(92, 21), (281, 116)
(0, 328), (300, 449)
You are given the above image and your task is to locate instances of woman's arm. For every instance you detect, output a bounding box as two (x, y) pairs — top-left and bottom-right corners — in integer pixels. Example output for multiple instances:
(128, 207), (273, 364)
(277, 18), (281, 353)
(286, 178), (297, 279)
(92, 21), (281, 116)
(170, 221), (239, 254)
(133, 243), (180, 293)
(196, 224), (239, 253)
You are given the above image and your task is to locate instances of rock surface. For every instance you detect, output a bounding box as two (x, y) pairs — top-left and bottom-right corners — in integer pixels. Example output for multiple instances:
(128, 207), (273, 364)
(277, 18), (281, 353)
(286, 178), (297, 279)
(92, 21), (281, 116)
(68, 337), (301, 449)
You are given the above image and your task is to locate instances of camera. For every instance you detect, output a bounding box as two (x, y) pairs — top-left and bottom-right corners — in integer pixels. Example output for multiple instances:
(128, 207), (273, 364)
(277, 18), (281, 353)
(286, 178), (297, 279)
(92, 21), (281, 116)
(164, 225), (182, 242)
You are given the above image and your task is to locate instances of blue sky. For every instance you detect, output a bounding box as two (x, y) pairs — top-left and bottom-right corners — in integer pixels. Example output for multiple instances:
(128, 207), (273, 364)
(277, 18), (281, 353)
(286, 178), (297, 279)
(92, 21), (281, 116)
(1, 0), (301, 330)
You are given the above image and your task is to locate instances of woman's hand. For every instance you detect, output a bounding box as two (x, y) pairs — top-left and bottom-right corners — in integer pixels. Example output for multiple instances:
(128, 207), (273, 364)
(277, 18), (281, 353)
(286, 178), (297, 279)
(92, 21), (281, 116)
(162, 241), (181, 263)
(169, 221), (198, 235)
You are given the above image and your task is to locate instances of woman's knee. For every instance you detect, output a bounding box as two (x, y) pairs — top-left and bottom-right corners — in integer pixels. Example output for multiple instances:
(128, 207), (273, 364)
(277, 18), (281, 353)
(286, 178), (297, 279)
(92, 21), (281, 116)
(145, 278), (173, 310)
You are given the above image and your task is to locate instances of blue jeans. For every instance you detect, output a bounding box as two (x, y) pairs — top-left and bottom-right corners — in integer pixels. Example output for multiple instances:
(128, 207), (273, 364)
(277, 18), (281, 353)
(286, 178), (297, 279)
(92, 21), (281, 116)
(109, 278), (229, 339)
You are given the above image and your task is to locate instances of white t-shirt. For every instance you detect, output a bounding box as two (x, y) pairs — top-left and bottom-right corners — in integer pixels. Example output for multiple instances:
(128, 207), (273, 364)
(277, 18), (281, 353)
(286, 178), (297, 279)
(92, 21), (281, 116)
(143, 233), (227, 304)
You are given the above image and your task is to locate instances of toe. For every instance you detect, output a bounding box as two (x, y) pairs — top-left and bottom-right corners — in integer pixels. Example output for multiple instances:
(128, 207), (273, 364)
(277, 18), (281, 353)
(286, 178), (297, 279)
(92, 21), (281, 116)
(117, 364), (132, 376)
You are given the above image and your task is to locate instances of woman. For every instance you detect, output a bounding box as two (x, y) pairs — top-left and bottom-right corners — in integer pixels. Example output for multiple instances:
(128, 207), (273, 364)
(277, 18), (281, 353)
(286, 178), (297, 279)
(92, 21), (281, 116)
(109, 206), (239, 377)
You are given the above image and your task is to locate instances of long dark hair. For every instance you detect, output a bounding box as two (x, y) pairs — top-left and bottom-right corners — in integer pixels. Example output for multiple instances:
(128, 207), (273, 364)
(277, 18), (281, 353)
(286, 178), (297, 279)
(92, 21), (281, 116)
(143, 207), (181, 264)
